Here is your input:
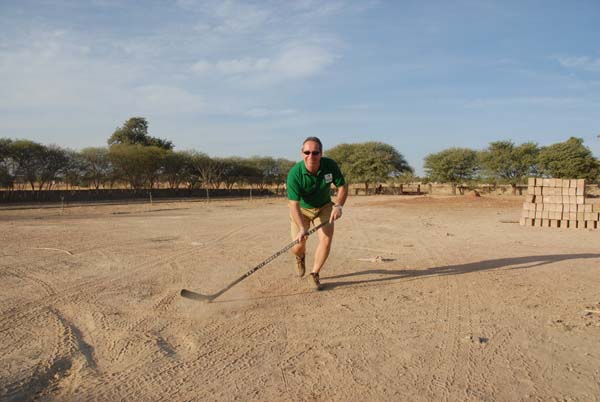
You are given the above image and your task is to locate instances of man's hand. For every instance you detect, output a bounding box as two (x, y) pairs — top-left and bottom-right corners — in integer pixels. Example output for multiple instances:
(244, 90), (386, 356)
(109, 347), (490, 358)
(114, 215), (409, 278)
(295, 228), (309, 243)
(329, 204), (343, 223)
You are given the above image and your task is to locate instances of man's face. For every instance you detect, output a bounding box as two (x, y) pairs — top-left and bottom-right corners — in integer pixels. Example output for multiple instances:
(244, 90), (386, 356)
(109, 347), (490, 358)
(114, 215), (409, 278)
(302, 140), (322, 172)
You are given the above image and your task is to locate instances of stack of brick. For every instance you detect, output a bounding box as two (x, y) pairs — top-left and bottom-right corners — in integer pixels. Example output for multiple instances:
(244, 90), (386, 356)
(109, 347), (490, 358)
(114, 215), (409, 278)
(520, 178), (600, 229)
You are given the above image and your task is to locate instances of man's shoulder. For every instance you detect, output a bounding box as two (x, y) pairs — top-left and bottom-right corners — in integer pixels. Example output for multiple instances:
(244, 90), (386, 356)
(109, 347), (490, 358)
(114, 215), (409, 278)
(287, 161), (304, 176)
(320, 157), (340, 169)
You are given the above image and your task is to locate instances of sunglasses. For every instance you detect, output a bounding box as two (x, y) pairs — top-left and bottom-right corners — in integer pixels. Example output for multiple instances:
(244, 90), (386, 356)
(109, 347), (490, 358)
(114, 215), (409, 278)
(303, 150), (321, 156)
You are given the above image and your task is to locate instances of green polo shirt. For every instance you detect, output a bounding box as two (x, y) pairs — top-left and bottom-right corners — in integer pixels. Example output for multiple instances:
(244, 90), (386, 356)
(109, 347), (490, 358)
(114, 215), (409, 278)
(287, 157), (346, 209)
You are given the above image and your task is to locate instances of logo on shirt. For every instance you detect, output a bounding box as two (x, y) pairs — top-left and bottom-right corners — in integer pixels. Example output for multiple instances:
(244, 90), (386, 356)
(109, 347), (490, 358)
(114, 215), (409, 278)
(324, 173), (333, 183)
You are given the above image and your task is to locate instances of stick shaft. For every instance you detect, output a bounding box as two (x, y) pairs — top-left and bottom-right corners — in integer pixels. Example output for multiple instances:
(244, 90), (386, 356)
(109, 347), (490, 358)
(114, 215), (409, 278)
(181, 221), (328, 301)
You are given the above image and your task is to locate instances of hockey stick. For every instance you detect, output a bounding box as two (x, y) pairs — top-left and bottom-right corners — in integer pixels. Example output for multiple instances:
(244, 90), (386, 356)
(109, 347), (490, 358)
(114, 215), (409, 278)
(180, 221), (328, 302)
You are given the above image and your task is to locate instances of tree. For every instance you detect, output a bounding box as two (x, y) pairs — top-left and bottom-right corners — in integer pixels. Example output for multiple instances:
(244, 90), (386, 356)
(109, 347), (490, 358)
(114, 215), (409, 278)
(537, 137), (599, 180)
(479, 140), (540, 194)
(80, 147), (112, 190)
(109, 144), (167, 190)
(62, 149), (87, 189)
(9, 140), (68, 191)
(187, 152), (226, 200)
(220, 157), (259, 190)
(0, 138), (14, 188)
(326, 142), (412, 193)
(424, 147), (479, 194)
(246, 156), (279, 190)
(108, 117), (173, 150)
(162, 151), (190, 189)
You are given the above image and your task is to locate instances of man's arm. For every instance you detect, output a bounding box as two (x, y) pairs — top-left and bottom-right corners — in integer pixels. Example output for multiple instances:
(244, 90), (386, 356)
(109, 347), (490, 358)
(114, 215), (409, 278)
(289, 200), (309, 242)
(330, 183), (348, 223)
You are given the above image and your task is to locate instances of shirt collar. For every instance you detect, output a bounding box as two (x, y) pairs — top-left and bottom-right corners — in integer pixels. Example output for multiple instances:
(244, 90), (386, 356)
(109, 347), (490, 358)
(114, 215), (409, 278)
(301, 160), (321, 176)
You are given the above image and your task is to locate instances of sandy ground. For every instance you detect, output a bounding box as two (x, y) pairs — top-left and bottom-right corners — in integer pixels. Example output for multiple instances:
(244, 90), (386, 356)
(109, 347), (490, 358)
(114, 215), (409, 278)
(1, 194), (600, 402)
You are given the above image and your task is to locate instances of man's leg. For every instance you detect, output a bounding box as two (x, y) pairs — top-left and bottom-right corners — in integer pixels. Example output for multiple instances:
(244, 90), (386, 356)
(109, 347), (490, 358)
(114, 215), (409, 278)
(311, 222), (334, 274)
(290, 214), (310, 257)
(290, 213), (311, 277)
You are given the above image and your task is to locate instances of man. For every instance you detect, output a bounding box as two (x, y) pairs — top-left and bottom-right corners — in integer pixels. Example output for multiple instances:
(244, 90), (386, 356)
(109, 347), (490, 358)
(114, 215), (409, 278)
(286, 137), (348, 290)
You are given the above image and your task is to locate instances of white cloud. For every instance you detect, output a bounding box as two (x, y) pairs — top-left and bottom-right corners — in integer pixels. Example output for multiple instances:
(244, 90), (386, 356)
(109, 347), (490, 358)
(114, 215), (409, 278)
(243, 108), (297, 118)
(272, 44), (336, 78)
(133, 85), (205, 115)
(558, 56), (600, 73)
(191, 44), (336, 82)
(462, 96), (592, 109)
(213, 1), (272, 34)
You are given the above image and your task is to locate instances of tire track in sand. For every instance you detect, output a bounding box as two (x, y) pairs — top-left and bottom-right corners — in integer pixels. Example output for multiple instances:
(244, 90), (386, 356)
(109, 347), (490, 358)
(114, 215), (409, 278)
(0, 307), (96, 402)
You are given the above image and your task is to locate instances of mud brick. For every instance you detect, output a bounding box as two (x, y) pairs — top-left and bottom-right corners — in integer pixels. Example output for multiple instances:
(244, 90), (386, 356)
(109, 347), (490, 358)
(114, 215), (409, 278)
(578, 220), (586, 229)
(569, 220), (578, 229)
(543, 187), (557, 195)
(586, 221), (597, 229)
(562, 179), (570, 188)
(576, 196), (584, 204)
(542, 178), (551, 187)
(535, 210), (543, 219)
(577, 212), (584, 220)
(526, 194), (535, 203)
(528, 177), (536, 187)
(576, 178), (585, 190)
(570, 179), (577, 188)
(563, 204), (571, 213)
(585, 212), (599, 221)
(555, 178), (563, 187)
(569, 212), (577, 220)
(561, 220), (569, 228)
(594, 205), (600, 213)
(562, 195), (570, 204)
(567, 188), (576, 196)
(569, 196), (577, 204)
(542, 210), (550, 219)
(534, 187), (542, 196)
(583, 204), (592, 213)
(550, 219), (560, 228)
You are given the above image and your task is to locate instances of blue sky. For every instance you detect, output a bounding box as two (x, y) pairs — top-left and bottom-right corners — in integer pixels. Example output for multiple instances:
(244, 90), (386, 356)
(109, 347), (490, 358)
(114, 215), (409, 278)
(1, 0), (599, 174)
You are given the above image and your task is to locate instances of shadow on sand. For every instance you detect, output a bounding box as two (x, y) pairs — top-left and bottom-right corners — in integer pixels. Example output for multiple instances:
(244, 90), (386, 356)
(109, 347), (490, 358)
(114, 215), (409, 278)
(322, 253), (600, 291)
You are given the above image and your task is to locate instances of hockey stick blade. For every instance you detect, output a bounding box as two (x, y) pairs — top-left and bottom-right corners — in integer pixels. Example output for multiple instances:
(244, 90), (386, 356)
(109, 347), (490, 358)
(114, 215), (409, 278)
(180, 288), (218, 302)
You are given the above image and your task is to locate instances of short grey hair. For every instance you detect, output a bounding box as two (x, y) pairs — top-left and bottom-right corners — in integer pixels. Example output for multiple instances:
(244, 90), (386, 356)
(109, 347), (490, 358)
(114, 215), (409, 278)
(302, 137), (323, 152)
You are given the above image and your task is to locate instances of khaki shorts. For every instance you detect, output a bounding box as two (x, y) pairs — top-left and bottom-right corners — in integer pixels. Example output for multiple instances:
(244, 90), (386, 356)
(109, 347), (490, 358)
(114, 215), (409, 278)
(290, 202), (333, 240)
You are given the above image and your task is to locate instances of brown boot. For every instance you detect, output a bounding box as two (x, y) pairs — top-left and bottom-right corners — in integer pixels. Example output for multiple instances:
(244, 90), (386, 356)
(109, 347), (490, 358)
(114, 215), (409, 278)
(295, 255), (306, 277)
(308, 272), (322, 291)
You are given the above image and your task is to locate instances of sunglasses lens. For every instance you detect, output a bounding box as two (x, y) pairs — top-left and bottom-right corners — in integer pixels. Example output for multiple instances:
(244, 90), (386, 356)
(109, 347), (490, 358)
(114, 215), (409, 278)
(303, 151), (320, 156)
